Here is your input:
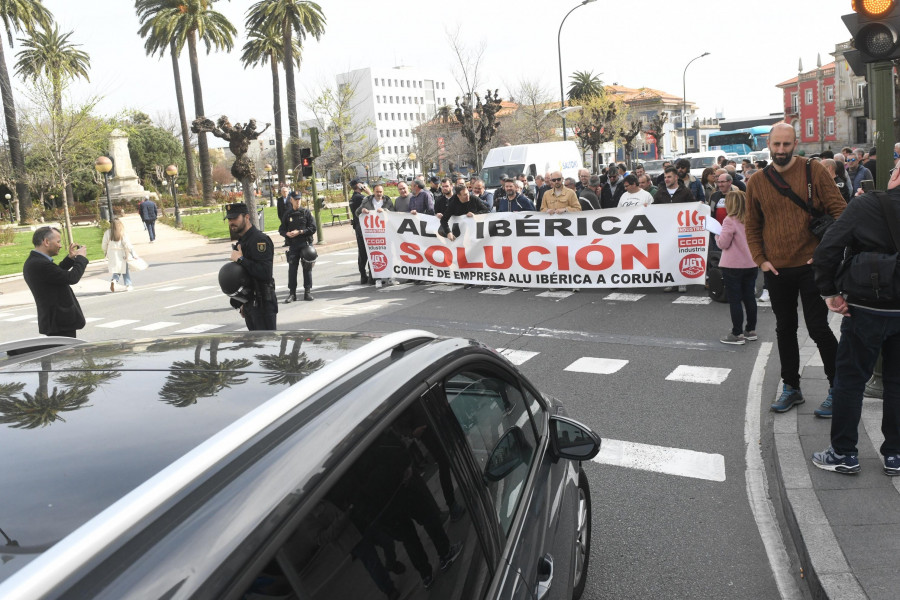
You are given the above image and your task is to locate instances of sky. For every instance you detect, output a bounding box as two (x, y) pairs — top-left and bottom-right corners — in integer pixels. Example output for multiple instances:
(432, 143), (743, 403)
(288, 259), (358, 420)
(35, 0), (855, 141)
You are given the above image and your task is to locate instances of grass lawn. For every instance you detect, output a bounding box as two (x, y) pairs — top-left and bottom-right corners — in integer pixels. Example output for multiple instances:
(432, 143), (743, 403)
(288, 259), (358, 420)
(180, 205), (351, 238)
(0, 226), (106, 277)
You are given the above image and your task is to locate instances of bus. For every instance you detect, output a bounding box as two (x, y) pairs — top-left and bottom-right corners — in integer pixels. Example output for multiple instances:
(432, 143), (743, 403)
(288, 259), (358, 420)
(707, 126), (772, 155)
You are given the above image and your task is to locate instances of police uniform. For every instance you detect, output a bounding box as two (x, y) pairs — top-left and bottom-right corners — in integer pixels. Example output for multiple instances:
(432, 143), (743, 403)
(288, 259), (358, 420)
(225, 203), (277, 330)
(279, 197), (317, 302)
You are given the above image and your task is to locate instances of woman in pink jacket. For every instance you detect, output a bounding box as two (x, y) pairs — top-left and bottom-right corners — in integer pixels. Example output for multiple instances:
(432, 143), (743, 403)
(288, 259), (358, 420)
(715, 190), (758, 345)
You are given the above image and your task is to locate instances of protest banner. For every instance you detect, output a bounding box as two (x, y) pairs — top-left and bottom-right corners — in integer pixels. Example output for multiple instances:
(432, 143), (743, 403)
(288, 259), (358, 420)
(360, 203), (711, 288)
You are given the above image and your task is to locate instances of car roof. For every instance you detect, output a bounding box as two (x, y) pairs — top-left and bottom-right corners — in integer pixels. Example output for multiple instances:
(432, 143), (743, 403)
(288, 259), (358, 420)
(0, 330), (438, 590)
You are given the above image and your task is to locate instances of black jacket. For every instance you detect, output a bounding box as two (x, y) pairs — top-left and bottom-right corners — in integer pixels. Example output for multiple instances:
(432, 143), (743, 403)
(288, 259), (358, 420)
(599, 181), (624, 209)
(349, 191), (365, 229)
(434, 193), (455, 217)
(834, 176), (852, 203)
(235, 225), (275, 287)
(813, 189), (900, 310)
(276, 195), (291, 221)
(279, 206), (317, 251)
(578, 189), (600, 210)
(22, 251), (88, 335)
(439, 195), (490, 235)
(654, 184), (695, 204)
(535, 184), (550, 211)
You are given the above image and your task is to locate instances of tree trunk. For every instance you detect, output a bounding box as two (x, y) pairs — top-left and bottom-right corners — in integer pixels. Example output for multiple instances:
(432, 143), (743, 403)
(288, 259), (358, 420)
(65, 183), (74, 207)
(242, 180), (258, 229)
(171, 40), (198, 196)
(270, 52), (285, 186)
(0, 39), (29, 217)
(60, 176), (73, 247)
(187, 32), (212, 204)
(282, 22), (301, 172)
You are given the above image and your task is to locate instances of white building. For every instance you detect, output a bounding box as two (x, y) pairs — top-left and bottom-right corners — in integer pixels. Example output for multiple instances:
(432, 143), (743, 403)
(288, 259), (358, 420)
(336, 66), (453, 179)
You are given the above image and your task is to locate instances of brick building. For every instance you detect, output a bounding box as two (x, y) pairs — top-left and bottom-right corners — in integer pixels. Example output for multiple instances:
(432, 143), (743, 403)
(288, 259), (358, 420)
(777, 58), (839, 154)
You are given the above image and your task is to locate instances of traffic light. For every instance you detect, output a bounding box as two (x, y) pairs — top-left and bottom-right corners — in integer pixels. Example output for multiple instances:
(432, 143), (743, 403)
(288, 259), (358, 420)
(843, 0), (900, 63)
(300, 148), (313, 177)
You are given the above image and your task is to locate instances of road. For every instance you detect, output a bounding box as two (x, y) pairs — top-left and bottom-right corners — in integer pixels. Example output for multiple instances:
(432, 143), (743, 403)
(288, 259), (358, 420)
(0, 243), (805, 599)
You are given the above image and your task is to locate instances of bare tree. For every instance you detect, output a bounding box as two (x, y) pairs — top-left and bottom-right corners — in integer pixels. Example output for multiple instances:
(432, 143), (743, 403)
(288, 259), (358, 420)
(446, 25), (483, 99)
(571, 95), (624, 173)
(645, 112), (668, 160)
(502, 78), (558, 145)
(619, 120), (644, 168)
(454, 90), (503, 172)
(411, 123), (439, 177)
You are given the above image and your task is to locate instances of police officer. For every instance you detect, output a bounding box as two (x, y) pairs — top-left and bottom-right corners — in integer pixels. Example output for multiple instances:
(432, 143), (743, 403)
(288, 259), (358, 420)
(279, 192), (317, 302)
(225, 202), (277, 330)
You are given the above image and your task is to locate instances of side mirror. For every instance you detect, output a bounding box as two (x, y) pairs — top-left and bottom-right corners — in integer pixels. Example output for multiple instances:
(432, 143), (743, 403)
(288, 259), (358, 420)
(549, 416), (601, 461)
(484, 426), (531, 482)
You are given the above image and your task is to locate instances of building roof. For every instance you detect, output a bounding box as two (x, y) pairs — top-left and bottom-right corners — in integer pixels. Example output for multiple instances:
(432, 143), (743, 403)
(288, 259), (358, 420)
(776, 62), (836, 87)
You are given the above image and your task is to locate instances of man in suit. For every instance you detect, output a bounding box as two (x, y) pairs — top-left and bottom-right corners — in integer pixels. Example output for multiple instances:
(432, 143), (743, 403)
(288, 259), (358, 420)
(276, 185), (291, 222)
(23, 226), (88, 338)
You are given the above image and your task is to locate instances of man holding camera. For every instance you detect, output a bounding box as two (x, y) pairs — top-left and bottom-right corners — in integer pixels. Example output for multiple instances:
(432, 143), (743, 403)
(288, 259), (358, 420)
(810, 167), (900, 475)
(745, 123), (846, 414)
(23, 226), (88, 338)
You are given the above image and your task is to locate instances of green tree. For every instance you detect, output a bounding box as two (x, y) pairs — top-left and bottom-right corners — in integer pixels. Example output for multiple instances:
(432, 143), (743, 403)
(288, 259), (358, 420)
(135, 0), (237, 206)
(0, 0), (52, 220)
(136, 4), (199, 196)
(240, 21), (300, 187)
(567, 70), (604, 104)
(245, 0), (325, 172)
(123, 111), (185, 184)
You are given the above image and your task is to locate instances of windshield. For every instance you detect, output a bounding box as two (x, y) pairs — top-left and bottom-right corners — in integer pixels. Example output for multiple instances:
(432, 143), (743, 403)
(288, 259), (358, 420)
(481, 165), (524, 188)
(642, 160), (667, 172)
(689, 156), (718, 169)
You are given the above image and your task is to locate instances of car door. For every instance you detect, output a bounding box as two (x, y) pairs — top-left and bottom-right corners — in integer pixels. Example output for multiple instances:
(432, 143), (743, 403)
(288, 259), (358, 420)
(425, 358), (577, 600)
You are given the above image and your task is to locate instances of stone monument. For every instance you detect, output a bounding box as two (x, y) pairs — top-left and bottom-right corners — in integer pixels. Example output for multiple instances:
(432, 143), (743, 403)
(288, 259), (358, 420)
(107, 128), (154, 200)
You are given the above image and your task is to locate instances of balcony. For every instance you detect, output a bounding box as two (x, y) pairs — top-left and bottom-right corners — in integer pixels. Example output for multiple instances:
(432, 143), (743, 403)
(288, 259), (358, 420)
(844, 97), (864, 109)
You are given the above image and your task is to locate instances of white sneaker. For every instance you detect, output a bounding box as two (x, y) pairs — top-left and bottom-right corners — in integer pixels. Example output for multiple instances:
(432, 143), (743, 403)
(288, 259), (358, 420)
(760, 289), (770, 302)
(677, 285), (687, 293)
(126, 285), (133, 292)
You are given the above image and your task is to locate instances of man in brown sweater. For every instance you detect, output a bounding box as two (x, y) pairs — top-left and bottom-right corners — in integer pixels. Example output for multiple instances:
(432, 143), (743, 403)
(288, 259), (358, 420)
(745, 123), (846, 415)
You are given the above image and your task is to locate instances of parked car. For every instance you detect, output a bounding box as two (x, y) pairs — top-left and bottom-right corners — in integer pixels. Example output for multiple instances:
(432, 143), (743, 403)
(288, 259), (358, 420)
(0, 330), (600, 600)
(641, 159), (670, 181)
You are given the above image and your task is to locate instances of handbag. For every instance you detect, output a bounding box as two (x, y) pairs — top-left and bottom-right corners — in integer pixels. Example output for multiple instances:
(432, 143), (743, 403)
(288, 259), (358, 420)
(763, 159), (834, 240)
(126, 251), (148, 271)
(835, 192), (900, 302)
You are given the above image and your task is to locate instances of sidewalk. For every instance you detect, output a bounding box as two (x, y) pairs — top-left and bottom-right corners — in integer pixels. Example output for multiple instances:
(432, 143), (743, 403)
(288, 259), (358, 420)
(0, 214), (358, 309)
(774, 315), (897, 600)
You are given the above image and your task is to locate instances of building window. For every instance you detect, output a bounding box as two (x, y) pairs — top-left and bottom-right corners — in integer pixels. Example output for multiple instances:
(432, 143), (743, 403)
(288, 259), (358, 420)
(402, 97), (406, 104)
(400, 80), (404, 87)
(390, 113), (395, 120)
(825, 85), (834, 102)
(392, 129), (396, 137)
(377, 112), (381, 120)
(791, 92), (799, 113)
(826, 116), (835, 136)
(805, 88), (813, 104)
(857, 82), (866, 99)
(378, 129), (382, 137)
(688, 136), (696, 149)
(406, 129), (410, 136)
(382, 163), (387, 170)
(806, 119), (814, 137)
(373, 79), (378, 87)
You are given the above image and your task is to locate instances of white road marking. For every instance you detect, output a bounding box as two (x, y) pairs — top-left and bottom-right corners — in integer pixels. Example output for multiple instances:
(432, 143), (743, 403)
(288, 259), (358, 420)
(173, 323), (222, 334)
(317, 303), (385, 317)
(673, 296), (713, 305)
(605, 292), (645, 301)
(134, 321), (179, 331)
(593, 438), (726, 482)
(154, 286), (185, 292)
(185, 285), (217, 292)
(536, 291), (573, 299)
(164, 294), (221, 309)
(496, 349), (539, 365)
(97, 319), (140, 329)
(378, 283), (414, 292)
(480, 287), (516, 295)
(427, 284), (462, 292)
(666, 365), (731, 384)
(565, 357), (629, 374)
(745, 342), (803, 599)
(4, 315), (35, 322)
(84, 317), (104, 323)
(332, 250), (357, 256)
(337, 260), (358, 265)
(332, 285), (369, 291)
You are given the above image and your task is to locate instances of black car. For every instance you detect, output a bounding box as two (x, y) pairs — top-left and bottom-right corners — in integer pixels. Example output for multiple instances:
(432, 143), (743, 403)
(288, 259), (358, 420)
(0, 330), (600, 600)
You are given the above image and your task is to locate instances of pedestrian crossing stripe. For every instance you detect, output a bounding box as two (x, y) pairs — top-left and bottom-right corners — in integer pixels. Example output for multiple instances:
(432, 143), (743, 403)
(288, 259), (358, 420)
(593, 438), (726, 482)
(605, 292), (645, 301)
(97, 319), (140, 328)
(185, 285), (217, 292)
(134, 321), (180, 331)
(84, 317), (104, 323)
(4, 315), (34, 322)
(480, 288), (516, 295)
(496, 349), (539, 365)
(378, 283), (414, 292)
(427, 284), (462, 292)
(666, 365), (731, 384)
(673, 296), (713, 305)
(565, 357), (629, 374)
(173, 324), (222, 334)
(537, 291), (573, 299)
(337, 260), (357, 265)
(155, 286), (184, 291)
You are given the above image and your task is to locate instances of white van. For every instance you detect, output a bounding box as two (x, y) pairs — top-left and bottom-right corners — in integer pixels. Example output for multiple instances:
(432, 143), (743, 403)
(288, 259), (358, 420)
(684, 150), (727, 178)
(480, 141), (582, 194)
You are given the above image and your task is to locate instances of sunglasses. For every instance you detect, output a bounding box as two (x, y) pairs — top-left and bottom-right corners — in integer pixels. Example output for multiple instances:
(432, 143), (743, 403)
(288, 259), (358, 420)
(848, 158), (857, 163)
(551, 178), (562, 182)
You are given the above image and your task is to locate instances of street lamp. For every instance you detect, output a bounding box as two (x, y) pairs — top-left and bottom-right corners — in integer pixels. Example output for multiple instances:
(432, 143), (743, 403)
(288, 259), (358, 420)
(4, 193), (11, 222)
(264, 163), (274, 207)
(682, 52), (710, 154)
(166, 164), (181, 227)
(557, 0), (597, 141)
(94, 156), (114, 222)
(408, 152), (417, 181)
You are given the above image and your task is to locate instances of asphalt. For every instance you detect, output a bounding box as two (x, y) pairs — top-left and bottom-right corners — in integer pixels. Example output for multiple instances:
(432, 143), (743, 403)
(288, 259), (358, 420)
(1, 213), (894, 599)
(0, 213), (358, 309)
(774, 315), (898, 600)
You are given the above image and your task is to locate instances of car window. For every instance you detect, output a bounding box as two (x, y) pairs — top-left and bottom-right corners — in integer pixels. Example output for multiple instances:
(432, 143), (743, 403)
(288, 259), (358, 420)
(240, 399), (490, 600)
(443, 370), (538, 537)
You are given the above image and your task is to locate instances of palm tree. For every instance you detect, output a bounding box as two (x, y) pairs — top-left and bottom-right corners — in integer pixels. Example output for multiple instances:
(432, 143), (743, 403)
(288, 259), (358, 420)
(0, 0), (52, 220)
(14, 23), (89, 211)
(159, 339), (251, 407)
(136, 8), (199, 197)
(567, 70), (604, 103)
(135, 0), (236, 205)
(246, 0), (325, 172)
(255, 335), (324, 386)
(240, 22), (300, 187)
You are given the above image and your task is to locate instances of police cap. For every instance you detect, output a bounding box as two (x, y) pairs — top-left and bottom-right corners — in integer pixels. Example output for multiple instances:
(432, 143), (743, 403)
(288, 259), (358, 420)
(224, 203), (249, 219)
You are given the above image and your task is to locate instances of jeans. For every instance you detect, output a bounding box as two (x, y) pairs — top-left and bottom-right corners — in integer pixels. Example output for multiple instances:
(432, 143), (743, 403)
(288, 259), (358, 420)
(722, 267), (758, 336)
(111, 265), (132, 287)
(831, 309), (900, 456)
(144, 219), (156, 241)
(764, 265), (837, 388)
(286, 250), (312, 292)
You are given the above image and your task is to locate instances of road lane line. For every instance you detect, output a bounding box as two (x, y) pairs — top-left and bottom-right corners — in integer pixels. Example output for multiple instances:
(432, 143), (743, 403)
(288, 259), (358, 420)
(97, 319), (140, 329)
(745, 342), (803, 599)
(4, 315), (35, 322)
(134, 322), (179, 331)
(673, 296), (713, 305)
(185, 285), (217, 292)
(592, 438), (725, 482)
(496, 349), (539, 365)
(173, 324), (222, 334)
(164, 294), (222, 309)
(154, 286), (185, 292)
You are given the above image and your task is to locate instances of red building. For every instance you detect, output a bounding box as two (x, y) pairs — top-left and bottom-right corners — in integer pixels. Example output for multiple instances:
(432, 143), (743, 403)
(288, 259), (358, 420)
(777, 61), (837, 153)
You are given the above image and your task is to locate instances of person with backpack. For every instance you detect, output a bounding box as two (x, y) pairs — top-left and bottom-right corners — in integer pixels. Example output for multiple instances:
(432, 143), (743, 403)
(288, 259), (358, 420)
(715, 190), (758, 345)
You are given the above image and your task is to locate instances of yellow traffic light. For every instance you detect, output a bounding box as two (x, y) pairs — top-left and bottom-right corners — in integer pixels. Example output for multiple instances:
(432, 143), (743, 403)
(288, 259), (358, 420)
(854, 0), (895, 17)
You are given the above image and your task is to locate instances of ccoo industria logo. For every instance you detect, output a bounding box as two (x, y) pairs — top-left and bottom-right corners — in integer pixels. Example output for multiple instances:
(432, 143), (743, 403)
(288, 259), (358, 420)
(676, 209), (706, 234)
